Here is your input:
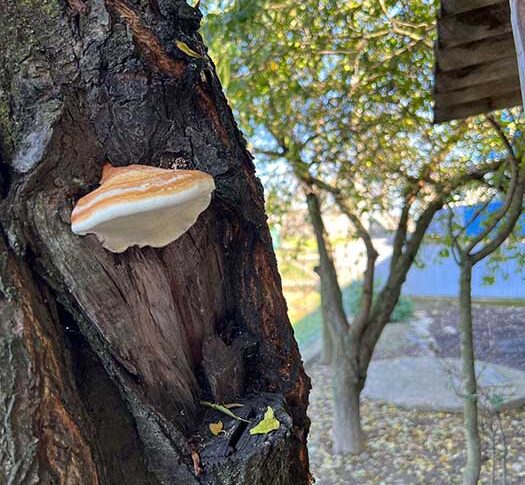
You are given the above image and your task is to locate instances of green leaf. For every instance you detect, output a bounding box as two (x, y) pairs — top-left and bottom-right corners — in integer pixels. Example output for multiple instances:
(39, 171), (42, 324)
(176, 40), (202, 59)
(249, 406), (280, 435)
(200, 401), (251, 423)
(482, 275), (496, 286)
(438, 248), (450, 258)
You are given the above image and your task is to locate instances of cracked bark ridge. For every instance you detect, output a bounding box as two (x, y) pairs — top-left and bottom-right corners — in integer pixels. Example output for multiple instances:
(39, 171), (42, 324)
(0, 1), (310, 483)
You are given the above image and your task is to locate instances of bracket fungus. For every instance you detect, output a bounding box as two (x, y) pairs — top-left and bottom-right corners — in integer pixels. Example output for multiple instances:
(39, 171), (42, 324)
(71, 163), (215, 253)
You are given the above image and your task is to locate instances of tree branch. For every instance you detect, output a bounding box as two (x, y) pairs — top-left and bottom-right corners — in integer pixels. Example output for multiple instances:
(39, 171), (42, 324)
(304, 188), (349, 337)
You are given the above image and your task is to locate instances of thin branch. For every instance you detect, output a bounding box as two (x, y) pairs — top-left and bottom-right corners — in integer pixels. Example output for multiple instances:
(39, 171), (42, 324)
(445, 203), (462, 265)
(253, 148), (287, 159)
(304, 188), (349, 336)
(305, 174), (378, 258)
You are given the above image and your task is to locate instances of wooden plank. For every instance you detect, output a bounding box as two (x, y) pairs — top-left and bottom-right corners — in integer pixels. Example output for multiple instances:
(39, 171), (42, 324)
(436, 33), (515, 71)
(435, 55), (518, 92)
(510, 0), (525, 107)
(438, 1), (512, 48)
(441, 0), (504, 16)
(434, 89), (522, 122)
(434, 75), (520, 107)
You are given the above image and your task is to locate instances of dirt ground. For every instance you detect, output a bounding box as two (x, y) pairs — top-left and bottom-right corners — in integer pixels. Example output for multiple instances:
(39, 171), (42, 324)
(307, 300), (525, 484)
(420, 300), (525, 370)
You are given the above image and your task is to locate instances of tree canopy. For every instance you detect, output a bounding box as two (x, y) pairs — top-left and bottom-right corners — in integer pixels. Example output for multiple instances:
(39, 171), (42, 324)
(203, 0), (519, 228)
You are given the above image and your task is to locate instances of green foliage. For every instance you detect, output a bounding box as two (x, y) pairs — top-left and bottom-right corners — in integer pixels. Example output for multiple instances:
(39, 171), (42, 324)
(343, 280), (414, 322)
(203, 0), (523, 317)
(391, 295), (415, 322)
(203, 0), (515, 219)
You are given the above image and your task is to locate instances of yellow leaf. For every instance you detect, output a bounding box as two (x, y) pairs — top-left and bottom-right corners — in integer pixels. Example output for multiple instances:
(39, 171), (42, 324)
(176, 40), (202, 59)
(249, 406), (280, 435)
(268, 60), (279, 71)
(209, 421), (223, 436)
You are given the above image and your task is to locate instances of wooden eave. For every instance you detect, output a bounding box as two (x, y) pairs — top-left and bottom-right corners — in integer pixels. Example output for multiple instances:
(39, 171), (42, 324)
(434, 0), (522, 122)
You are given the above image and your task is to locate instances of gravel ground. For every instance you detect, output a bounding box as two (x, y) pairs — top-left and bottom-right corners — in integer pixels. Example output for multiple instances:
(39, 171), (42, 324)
(308, 363), (525, 484)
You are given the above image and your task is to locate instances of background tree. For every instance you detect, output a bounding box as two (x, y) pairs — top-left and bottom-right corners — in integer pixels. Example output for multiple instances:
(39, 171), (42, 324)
(0, 1), (310, 483)
(204, 0), (520, 454)
(444, 115), (525, 485)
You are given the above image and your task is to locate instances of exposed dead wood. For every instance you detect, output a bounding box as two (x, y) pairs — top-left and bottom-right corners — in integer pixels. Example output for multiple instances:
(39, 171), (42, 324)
(106, 0), (186, 77)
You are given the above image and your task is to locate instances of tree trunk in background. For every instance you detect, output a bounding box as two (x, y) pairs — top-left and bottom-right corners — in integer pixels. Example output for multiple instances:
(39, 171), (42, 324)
(332, 335), (365, 455)
(305, 191), (345, 353)
(321, 311), (334, 365)
(305, 192), (365, 454)
(0, 2), (310, 484)
(314, 264), (334, 365)
(459, 260), (481, 485)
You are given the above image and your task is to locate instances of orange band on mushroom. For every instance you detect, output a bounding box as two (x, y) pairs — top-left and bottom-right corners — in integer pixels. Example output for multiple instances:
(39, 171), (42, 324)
(71, 163), (215, 253)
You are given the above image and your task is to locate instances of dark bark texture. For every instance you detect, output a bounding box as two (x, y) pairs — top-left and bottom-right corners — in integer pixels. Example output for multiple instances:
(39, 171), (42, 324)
(0, 1), (310, 483)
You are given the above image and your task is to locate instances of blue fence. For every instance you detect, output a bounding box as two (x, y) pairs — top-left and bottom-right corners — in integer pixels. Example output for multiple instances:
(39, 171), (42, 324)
(377, 243), (525, 299)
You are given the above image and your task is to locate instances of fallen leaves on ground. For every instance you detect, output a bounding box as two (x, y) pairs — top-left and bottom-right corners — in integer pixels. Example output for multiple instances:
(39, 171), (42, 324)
(308, 362), (525, 485)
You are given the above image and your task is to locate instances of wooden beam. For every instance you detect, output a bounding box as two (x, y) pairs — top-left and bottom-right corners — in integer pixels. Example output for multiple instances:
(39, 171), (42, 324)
(435, 55), (518, 92)
(436, 33), (515, 71)
(438, 1), (512, 48)
(434, 75), (520, 107)
(510, 0), (525, 107)
(441, 0), (504, 16)
(434, 89), (522, 122)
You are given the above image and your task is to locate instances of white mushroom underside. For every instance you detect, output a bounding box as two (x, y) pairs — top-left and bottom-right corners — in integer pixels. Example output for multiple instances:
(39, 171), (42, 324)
(72, 183), (213, 253)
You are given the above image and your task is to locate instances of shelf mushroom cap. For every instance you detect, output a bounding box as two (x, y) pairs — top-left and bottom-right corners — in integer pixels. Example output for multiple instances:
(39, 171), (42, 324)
(71, 163), (215, 253)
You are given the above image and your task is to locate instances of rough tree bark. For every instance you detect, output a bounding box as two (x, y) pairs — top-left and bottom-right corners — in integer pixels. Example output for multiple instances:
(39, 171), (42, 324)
(0, 1), (310, 484)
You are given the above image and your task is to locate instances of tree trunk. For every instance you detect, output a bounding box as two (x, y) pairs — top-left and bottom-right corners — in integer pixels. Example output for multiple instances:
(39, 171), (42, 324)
(459, 259), (481, 485)
(313, 265), (334, 365)
(332, 336), (365, 455)
(321, 310), (334, 365)
(0, 2), (310, 484)
(305, 192), (344, 364)
(305, 192), (365, 453)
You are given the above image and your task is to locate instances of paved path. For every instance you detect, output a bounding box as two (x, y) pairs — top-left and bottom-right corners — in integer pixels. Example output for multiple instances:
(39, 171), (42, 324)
(302, 311), (525, 412)
(363, 356), (525, 412)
